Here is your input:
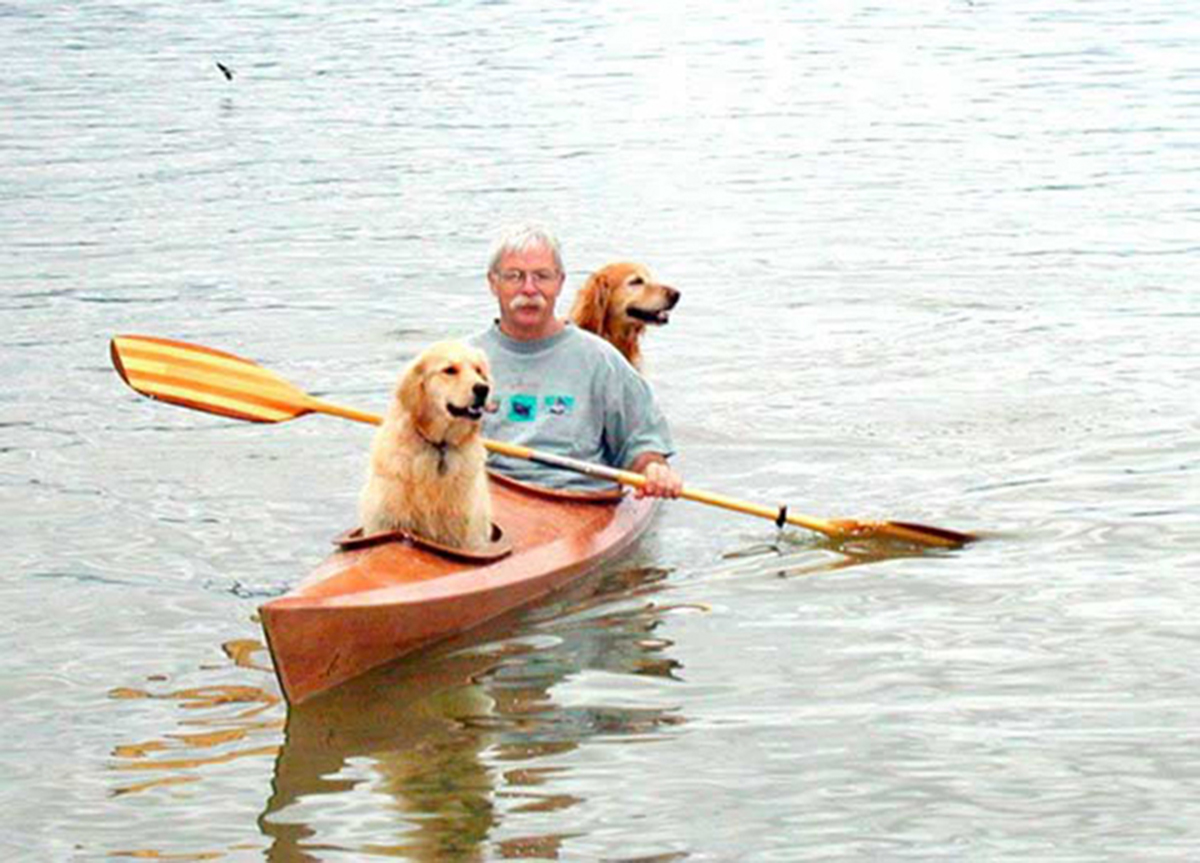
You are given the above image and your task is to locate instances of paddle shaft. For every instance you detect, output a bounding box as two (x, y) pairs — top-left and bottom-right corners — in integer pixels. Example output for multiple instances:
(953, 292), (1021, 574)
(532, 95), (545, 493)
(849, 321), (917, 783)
(485, 444), (970, 546)
(110, 334), (976, 548)
(304, 396), (854, 540)
(486, 440), (839, 535)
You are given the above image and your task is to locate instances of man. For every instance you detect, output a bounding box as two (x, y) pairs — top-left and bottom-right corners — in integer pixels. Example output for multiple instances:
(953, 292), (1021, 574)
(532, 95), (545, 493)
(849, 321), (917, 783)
(469, 224), (683, 499)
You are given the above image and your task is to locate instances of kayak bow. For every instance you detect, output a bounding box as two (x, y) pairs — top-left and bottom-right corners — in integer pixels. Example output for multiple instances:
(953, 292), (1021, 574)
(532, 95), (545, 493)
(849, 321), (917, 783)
(260, 475), (656, 704)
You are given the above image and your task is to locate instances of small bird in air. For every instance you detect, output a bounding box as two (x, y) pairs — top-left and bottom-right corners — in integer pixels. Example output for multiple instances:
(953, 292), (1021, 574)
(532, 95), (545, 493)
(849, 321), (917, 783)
(216, 62), (233, 81)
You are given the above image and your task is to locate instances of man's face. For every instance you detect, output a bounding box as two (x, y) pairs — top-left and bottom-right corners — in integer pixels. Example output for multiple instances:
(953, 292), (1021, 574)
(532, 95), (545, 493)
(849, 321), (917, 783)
(488, 244), (565, 340)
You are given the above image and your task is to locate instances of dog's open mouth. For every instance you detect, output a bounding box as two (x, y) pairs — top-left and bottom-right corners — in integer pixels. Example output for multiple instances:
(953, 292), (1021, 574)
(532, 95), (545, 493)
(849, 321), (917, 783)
(627, 306), (673, 325)
(447, 403), (485, 421)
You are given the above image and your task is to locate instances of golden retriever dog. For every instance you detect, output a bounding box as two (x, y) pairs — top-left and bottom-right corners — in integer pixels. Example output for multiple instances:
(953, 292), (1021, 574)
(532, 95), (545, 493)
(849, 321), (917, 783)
(570, 262), (680, 370)
(358, 341), (493, 550)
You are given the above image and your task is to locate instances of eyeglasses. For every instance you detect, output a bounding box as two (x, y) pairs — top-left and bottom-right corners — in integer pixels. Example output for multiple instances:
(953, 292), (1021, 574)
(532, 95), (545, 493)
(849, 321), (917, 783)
(492, 268), (561, 288)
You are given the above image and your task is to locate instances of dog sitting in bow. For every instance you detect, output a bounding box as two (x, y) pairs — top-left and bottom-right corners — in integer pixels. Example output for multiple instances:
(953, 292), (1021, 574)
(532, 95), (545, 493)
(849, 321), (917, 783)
(358, 341), (493, 550)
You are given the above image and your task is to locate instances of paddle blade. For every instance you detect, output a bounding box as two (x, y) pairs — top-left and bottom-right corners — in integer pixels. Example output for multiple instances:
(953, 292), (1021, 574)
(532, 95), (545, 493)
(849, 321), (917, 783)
(881, 520), (977, 548)
(110, 335), (317, 424)
(842, 519), (977, 549)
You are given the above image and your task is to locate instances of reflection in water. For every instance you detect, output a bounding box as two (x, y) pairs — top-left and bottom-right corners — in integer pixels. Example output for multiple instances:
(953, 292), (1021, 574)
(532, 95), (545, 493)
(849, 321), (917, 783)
(108, 639), (282, 799)
(718, 530), (954, 579)
(106, 546), (885, 860)
(106, 639), (284, 859)
(263, 650), (500, 862)
(260, 561), (691, 862)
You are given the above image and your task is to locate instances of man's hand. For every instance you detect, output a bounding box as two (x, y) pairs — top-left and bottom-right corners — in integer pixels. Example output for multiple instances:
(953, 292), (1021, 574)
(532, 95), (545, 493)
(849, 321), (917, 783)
(628, 453), (683, 499)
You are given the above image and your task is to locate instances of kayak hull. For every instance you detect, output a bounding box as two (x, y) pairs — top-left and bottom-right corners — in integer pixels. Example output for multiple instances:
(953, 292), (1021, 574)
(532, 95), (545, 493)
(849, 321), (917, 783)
(259, 475), (657, 704)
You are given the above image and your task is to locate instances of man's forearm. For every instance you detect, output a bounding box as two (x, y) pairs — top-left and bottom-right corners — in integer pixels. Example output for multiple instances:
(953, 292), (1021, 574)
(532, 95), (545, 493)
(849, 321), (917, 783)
(627, 452), (669, 475)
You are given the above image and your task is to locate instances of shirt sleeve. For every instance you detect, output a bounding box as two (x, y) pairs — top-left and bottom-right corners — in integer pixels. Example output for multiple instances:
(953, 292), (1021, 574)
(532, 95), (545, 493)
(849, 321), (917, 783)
(599, 356), (676, 469)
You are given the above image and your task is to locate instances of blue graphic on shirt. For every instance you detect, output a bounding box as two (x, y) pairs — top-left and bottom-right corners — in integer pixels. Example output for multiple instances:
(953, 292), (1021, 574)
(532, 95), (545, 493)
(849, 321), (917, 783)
(508, 395), (537, 422)
(545, 395), (575, 416)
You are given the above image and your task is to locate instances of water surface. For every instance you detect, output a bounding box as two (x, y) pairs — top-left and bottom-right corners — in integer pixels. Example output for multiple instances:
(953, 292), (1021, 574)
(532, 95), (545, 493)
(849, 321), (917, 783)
(2, 1), (1198, 860)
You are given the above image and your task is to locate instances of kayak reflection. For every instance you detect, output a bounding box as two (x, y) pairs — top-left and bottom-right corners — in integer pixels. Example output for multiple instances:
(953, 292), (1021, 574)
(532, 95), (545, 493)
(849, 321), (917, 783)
(259, 559), (685, 862)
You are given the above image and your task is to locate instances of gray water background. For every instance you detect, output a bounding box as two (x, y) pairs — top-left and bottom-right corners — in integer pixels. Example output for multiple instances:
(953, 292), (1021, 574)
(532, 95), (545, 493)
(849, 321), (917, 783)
(3, 1), (1199, 860)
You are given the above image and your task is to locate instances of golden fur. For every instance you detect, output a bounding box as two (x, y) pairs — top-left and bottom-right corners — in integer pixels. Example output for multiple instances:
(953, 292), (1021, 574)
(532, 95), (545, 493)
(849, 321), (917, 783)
(358, 341), (493, 550)
(570, 262), (680, 370)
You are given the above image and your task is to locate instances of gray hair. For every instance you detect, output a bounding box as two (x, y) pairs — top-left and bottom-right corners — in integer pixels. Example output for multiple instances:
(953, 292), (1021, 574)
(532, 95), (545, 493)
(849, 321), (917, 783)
(486, 223), (564, 274)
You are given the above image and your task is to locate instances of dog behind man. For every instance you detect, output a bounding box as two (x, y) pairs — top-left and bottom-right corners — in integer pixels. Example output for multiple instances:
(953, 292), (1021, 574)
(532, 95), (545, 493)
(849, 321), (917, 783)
(570, 261), (680, 370)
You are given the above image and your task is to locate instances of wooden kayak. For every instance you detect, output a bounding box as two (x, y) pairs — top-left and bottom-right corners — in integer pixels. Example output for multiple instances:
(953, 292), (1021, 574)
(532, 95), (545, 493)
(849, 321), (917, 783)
(259, 473), (658, 705)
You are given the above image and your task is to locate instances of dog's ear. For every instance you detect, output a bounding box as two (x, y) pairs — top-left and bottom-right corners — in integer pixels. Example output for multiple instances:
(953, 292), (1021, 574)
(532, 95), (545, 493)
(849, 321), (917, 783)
(571, 269), (612, 334)
(398, 356), (426, 416)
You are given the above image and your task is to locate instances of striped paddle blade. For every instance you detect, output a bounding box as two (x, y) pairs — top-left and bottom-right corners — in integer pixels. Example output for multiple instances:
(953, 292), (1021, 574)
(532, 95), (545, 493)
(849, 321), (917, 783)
(110, 335), (316, 423)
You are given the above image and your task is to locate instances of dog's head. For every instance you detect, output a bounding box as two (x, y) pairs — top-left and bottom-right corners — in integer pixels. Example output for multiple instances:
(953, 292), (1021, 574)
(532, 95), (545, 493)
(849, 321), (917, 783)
(573, 262), (680, 334)
(396, 341), (492, 444)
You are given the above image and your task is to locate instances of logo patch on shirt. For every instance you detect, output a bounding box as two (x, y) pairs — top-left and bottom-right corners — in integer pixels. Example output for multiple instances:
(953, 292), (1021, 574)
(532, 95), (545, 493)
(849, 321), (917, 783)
(544, 395), (575, 416)
(508, 395), (538, 422)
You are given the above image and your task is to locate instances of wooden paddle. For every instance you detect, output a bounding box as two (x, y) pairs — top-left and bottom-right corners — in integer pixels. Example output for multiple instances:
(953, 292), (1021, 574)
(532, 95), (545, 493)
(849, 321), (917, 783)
(110, 334), (977, 549)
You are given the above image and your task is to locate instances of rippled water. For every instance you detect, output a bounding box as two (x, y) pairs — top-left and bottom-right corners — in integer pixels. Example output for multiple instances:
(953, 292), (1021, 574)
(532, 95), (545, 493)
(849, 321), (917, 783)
(3, 1), (1199, 860)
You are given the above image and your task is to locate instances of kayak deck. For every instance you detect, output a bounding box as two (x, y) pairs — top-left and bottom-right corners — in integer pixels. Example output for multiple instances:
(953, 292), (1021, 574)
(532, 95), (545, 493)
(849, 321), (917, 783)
(259, 474), (658, 704)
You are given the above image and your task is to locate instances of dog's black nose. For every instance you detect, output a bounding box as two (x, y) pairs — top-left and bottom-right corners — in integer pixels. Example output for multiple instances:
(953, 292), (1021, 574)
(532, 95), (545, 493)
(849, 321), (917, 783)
(664, 286), (681, 308)
(473, 383), (490, 406)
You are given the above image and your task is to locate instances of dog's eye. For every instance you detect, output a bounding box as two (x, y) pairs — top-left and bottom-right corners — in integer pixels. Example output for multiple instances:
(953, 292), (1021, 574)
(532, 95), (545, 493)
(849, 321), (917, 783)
(443, 366), (459, 376)
(628, 277), (644, 286)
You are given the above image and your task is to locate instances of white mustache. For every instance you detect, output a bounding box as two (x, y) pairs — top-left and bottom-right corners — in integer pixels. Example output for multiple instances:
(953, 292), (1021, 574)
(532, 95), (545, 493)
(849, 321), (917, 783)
(511, 296), (546, 311)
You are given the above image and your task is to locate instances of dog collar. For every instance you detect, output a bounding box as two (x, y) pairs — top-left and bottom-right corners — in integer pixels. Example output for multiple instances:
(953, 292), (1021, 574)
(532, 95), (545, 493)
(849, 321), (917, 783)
(417, 430), (450, 475)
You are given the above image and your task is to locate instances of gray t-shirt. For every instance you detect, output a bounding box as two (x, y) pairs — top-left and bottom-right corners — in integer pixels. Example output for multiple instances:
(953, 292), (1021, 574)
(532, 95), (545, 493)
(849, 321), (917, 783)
(468, 323), (675, 490)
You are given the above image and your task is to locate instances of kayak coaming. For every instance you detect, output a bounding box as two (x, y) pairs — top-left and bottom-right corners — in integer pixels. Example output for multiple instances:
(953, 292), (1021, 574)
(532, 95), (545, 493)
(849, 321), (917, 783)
(259, 474), (658, 705)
